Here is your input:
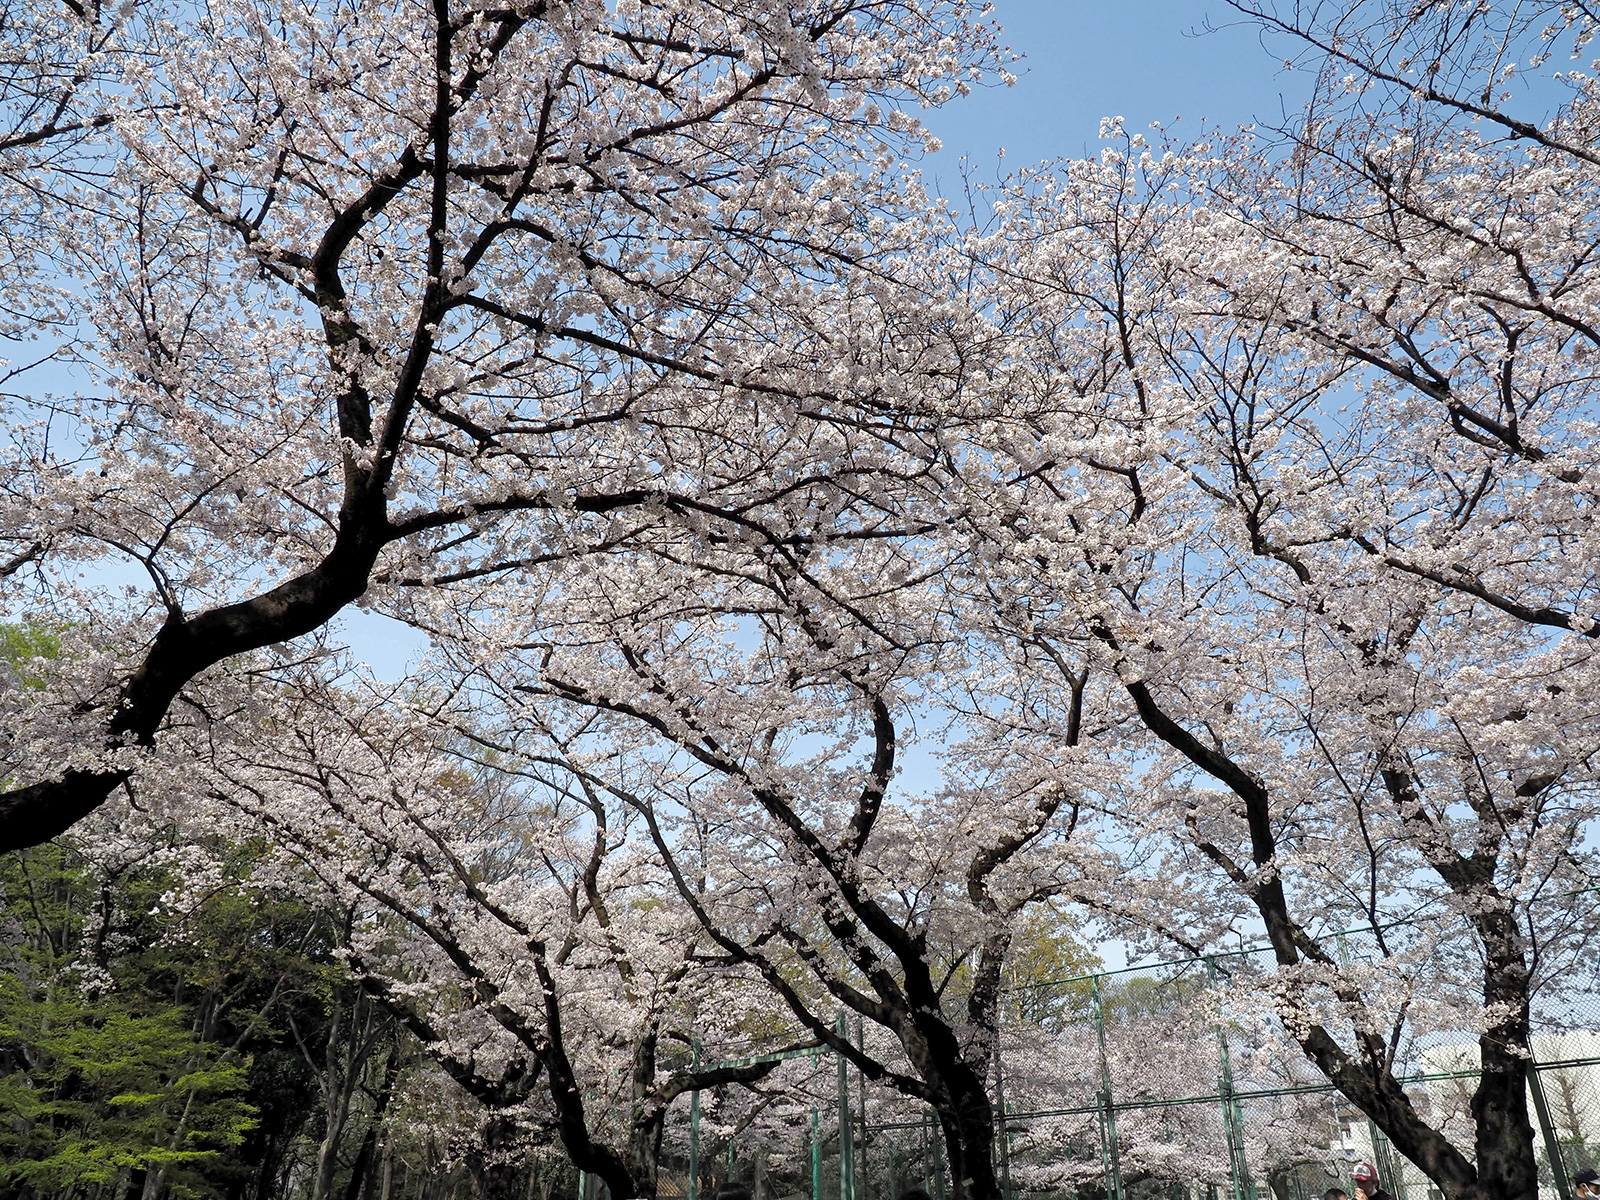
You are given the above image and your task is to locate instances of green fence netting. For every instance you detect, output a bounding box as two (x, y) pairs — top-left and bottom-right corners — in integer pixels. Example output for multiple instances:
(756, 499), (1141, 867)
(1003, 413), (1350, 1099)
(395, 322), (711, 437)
(665, 917), (1600, 1200)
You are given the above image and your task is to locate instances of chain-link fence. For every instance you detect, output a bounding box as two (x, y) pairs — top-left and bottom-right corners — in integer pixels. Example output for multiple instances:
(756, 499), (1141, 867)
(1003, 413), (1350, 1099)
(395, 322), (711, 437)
(667, 918), (1600, 1200)
(965, 941), (1600, 1200)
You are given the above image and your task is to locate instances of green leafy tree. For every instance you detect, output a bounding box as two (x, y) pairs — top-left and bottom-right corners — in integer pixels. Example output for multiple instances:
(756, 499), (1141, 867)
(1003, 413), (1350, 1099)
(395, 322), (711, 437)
(0, 845), (258, 1198)
(0, 623), (59, 689)
(0, 627), (365, 1200)
(1003, 907), (1103, 1031)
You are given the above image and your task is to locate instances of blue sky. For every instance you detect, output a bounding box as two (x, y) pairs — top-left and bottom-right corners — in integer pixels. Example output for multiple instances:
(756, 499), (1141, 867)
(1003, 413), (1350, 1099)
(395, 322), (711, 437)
(928, 1), (1308, 167)
(342, 3), (1307, 677)
(33, 3), (1297, 680)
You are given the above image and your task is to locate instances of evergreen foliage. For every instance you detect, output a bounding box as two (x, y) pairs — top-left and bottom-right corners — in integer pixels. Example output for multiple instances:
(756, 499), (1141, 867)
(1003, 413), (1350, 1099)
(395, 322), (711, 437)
(0, 846), (257, 1197)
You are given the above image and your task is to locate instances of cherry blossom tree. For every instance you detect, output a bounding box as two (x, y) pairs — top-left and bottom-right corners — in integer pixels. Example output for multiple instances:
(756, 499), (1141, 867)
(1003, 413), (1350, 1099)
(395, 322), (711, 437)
(410, 417), (1137, 1200)
(13, 11), (1600, 1200)
(0, 0), (135, 354)
(948, 26), (1600, 1197)
(1225, 0), (1600, 162)
(0, 0), (1001, 850)
(161, 658), (814, 1200)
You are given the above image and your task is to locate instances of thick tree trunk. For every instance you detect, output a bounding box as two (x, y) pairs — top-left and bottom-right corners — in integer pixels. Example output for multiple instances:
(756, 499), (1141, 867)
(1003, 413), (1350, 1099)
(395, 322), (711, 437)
(1469, 915), (1539, 1200)
(897, 968), (1003, 1200)
(625, 1106), (667, 1200)
(622, 1027), (672, 1200)
(467, 1114), (527, 1200)
(530, 952), (640, 1200)
(935, 1078), (1002, 1200)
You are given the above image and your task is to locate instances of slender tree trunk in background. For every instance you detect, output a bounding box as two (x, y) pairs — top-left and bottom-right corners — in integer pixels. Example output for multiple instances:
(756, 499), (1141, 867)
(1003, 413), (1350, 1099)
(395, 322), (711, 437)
(379, 1141), (394, 1200)
(343, 1048), (401, 1200)
(306, 991), (390, 1200)
(754, 1144), (770, 1200)
(312, 1088), (357, 1200)
(1554, 1068), (1585, 1142)
(143, 1080), (208, 1200)
(343, 1113), (380, 1200)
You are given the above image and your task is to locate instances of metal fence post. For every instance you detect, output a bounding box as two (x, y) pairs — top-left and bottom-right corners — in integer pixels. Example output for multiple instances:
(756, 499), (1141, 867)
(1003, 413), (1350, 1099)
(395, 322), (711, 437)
(813, 1102), (823, 1200)
(1207, 959), (1255, 1200)
(688, 1040), (702, 1200)
(1528, 1051), (1574, 1200)
(994, 1033), (1013, 1200)
(1091, 974), (1125, 1200)
(1365, 1119), (1409, 1200)
(857, 1015), (868, 1200)
(838, 1014), (856, 1200)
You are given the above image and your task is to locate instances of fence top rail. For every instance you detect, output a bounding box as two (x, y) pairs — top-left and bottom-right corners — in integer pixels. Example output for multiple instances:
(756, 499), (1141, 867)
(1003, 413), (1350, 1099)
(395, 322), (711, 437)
(855, 1062), (1595, 1134)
